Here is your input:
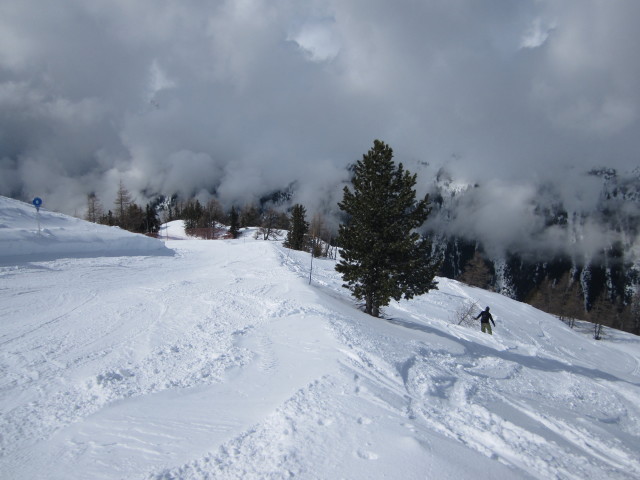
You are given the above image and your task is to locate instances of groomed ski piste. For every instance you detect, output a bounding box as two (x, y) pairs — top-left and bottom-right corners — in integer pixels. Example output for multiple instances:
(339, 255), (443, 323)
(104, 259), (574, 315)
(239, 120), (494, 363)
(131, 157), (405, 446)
(1, 195), (639, 479)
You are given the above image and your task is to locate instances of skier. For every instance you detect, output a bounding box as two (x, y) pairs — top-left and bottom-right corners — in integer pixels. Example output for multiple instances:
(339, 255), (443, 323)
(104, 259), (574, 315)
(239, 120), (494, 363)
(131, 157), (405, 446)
(476, 306), (495, 335)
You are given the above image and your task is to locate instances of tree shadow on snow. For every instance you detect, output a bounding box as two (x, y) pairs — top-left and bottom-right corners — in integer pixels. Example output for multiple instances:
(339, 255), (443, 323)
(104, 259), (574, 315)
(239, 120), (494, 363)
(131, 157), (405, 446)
(383, 316), (640, 387)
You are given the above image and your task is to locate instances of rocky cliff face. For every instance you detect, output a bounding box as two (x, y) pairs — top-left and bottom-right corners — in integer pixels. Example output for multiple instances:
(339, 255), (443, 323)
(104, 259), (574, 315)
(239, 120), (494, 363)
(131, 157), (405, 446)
(426, 167), (640, 334)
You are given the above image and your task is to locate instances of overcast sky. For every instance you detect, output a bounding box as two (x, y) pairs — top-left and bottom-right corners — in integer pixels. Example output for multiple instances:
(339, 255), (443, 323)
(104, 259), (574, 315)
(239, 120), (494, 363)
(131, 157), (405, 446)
(1, 0), (639, 254)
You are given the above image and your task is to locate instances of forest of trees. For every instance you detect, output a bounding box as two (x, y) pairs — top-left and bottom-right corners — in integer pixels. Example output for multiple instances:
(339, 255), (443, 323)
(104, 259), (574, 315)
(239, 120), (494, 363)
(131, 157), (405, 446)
(84, 183), (331, 255)
(85, 181), (161, 235)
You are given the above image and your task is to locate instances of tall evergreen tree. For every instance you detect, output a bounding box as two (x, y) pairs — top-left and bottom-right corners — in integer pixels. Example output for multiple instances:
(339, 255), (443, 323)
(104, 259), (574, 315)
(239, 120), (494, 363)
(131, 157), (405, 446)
(285, 204), (309, 251)
(336, 140), (440, 317)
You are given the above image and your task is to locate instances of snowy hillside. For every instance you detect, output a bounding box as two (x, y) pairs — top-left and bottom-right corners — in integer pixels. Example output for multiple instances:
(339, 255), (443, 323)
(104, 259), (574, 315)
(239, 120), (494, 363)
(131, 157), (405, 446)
(0, 196), (172, 264)
(1, 198), (639, 479)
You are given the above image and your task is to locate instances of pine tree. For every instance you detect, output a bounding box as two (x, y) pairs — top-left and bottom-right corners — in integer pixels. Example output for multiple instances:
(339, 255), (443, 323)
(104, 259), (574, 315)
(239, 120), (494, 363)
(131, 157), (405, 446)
(285, 204), (309, 251)
(336, 140), (440, 317)
(144, 203), (161, 234)
(229, 206), (240, 239)
(182, 199), (204, 230)
(126, 203), (145, 232)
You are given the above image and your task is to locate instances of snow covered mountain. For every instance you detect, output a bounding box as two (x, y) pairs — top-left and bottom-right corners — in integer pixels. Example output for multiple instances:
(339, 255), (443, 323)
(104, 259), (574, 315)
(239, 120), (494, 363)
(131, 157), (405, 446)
(1, 195), (639, 479)
(426, 168), (640, 333)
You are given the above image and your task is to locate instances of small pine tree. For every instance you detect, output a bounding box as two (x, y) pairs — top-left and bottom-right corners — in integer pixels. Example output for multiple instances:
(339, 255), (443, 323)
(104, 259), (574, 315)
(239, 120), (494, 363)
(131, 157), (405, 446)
(336, 140), (440, 317)
(631, 288), (640, 335)
(229, 206), (240, 239)
(144, 203), (161, 234)
(285, 204), (309, 251)
(182, 199), (205, 230)
(126, 203), (146, 232)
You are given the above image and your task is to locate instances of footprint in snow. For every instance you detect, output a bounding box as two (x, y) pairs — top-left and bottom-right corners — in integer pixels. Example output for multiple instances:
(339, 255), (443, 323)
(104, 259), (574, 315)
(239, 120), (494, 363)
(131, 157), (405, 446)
(357, 449), (379, 460)
(317, 418), (334, 426)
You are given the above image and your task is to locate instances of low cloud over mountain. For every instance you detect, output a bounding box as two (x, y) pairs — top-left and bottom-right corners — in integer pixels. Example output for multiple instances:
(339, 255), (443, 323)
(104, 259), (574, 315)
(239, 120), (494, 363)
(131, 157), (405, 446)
(1, 0), (638, 256)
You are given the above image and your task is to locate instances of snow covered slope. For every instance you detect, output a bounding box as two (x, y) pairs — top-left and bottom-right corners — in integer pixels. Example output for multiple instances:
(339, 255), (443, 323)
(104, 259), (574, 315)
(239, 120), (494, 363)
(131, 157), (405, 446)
(0, 196), (173, 264)
(0, 200), (639, 479)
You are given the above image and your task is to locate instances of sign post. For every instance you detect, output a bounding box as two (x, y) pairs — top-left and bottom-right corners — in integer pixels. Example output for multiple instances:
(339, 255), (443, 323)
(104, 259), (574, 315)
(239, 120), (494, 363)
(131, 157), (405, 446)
(32, 197), (43, 234)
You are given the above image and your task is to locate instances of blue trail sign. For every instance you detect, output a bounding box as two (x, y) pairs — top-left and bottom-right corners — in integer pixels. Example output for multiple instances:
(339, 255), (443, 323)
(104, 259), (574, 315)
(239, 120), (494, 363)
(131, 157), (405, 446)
(32, 197), (43, 212)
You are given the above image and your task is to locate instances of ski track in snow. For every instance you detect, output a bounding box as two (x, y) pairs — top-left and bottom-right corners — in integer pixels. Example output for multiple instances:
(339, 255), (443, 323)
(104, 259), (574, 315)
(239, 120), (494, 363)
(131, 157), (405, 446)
(1, 236), (640, 479)
(278, 248), (640, 479)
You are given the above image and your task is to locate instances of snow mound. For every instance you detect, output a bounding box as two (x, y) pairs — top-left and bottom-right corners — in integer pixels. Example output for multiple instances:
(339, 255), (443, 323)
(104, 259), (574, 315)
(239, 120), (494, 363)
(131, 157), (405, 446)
(0, 196), (173, 264)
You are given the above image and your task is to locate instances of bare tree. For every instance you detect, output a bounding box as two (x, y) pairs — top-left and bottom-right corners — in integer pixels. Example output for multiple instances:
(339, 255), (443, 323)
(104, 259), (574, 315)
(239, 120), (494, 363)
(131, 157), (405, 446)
(309, 213), (324, 257)
(594, 323), (604, 340)
(309, 213), (334, 257)
(85, 193), (103, 223)
(450, 299), (480, 328)
(458, 251), (492, 290)
(205, 198), (226, 226)
(114, 180), (134, 228)
(589, 293), (609, 340)
(557, 315), (576, 329)
(258, 208), (285, 240)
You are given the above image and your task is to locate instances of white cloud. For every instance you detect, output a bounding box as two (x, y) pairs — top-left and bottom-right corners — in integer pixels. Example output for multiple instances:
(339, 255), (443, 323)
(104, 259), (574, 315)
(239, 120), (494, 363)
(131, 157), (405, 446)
(290, 19), (341, 62)
(0, 0), (637, 260)
(520, 18), (554, 49)
(147, 60), (176, 101)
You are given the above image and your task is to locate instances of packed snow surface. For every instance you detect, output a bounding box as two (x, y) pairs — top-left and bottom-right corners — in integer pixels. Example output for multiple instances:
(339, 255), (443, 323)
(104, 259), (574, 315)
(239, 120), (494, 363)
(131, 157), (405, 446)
(1, 196), (639, 479)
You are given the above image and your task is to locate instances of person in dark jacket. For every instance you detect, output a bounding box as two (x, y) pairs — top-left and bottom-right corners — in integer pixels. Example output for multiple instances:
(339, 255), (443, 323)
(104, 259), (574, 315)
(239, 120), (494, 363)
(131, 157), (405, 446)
(476, 306), (496, 334)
